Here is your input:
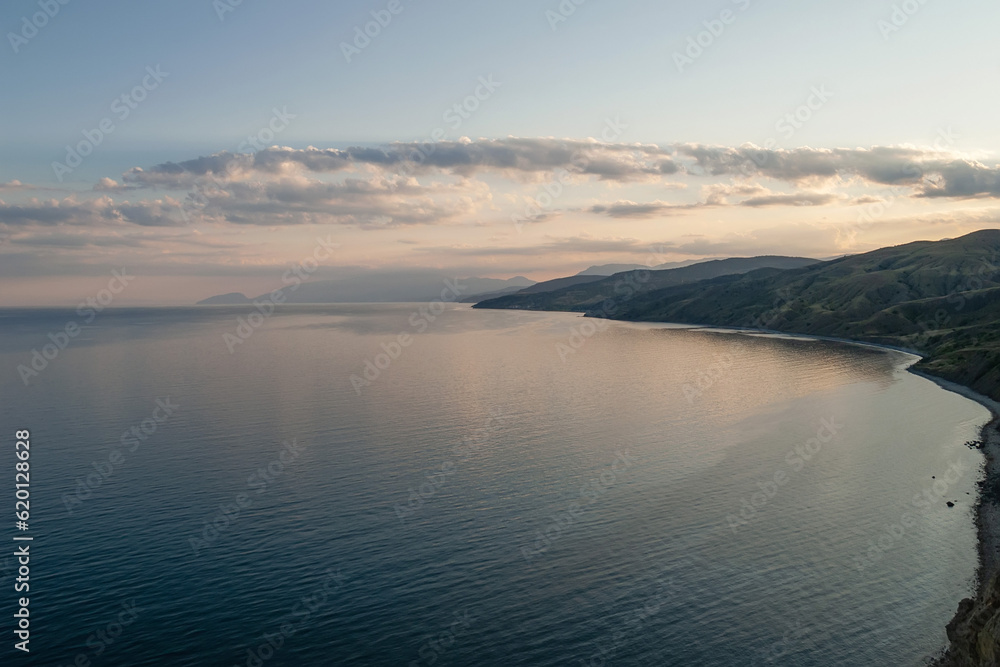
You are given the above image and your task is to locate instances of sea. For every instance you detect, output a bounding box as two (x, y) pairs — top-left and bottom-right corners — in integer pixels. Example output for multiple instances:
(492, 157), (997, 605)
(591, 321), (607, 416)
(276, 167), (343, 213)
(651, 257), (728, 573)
(0, 304), (990, 666)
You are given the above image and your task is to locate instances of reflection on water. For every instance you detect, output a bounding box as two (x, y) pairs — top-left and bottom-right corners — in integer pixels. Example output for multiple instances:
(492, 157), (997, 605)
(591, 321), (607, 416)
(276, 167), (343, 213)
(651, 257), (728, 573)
(0, 304), (988, 666)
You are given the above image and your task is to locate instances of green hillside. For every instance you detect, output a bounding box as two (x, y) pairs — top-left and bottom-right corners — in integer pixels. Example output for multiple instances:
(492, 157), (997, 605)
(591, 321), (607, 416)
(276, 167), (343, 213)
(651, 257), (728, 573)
(604, 230), (1000, 400)
(473, 256), (818, 311)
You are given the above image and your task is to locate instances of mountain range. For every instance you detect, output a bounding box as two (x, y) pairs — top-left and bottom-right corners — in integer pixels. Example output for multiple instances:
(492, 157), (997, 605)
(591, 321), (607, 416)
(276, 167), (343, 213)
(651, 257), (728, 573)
(196, 259), (718, 305)
(198, 274), (536, 305)
(473, 256), (820, 311)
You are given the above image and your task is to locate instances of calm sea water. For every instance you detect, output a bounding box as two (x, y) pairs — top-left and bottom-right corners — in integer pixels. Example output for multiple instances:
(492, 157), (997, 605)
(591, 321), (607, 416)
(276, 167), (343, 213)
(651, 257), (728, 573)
(0, 304), (989, 666)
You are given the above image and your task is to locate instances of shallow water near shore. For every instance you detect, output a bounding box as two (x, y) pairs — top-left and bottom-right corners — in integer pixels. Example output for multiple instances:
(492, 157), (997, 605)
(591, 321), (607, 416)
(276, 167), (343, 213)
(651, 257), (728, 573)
(0, 304), (990, 666)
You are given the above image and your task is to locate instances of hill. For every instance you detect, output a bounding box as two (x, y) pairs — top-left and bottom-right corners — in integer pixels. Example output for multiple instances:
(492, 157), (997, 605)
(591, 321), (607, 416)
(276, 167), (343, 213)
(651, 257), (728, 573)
(576, 259), (717, 276)
(596, 230), (1000, 401)
(457, 285), (530, 303)
(474, 256), (819, 312)
(514, 274), (606, 294)
(197, 292), (252, 305)
(575, 263), (650, 276)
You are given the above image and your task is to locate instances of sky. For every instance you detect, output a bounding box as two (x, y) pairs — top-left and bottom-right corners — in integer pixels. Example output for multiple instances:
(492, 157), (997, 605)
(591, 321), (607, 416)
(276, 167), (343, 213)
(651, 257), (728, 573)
(1, 0), (1000, 305)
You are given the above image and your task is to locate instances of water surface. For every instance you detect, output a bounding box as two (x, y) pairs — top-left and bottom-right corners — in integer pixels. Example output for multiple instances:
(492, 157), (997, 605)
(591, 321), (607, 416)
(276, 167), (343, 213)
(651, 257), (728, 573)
(0, 305), (987, 666)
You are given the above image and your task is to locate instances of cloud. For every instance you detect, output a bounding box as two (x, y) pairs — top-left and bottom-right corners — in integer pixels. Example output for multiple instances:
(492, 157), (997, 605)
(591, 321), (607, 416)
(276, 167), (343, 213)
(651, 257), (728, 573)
(123, 151), (256, 189)
(93, 177), (137, 193)
(122, 139), (679, 188)
(115, 140), (1000, 201)
(676, 144), (929, 184)
(850, 195), (884, 205)
(677, 144), (1000, 198)
(415, 235), (670, 257)
(740, 192), (839, 207)
(588, 187), (839, 218)
(8, 232), (145, 249)
(589, 200), (696, 218)
(6, 171), (491, 231)
(380, 138), (677, 181)
(917, 160), (1000, 198)
(703, 182), (767, 206)
(0, 180), (60, 192)
(113, 141), (1000, 231)
(0, 195), (186, 227)
(5, 228), (244, 251)
(23, 139), (1000, 240)
(185, 174), (492, 227)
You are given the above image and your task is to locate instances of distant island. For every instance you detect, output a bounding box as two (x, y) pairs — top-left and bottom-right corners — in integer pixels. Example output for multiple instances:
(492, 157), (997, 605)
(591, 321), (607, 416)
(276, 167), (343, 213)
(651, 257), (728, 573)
(197, 292), (254, 305)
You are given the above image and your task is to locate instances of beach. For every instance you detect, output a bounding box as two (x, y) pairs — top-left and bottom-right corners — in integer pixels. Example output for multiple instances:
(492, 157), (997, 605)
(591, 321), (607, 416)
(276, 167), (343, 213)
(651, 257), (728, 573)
(916, 372), (1000, 591)
(905, 372), (1000, 666)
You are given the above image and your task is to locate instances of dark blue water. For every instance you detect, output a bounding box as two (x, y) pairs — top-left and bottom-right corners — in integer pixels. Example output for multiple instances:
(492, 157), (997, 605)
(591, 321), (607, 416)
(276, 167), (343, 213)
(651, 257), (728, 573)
(0, 305), (988, 666)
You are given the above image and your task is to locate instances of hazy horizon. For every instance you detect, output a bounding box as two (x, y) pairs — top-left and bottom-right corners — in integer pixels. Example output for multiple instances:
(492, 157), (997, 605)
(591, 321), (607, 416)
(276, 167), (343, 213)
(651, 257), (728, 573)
(2, 1), (1000, 305)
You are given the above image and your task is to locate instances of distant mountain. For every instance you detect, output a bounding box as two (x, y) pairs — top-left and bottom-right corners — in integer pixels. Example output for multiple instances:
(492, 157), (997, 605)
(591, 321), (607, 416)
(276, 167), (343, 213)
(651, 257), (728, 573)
(580, 230), (1000, 401)
(197, 292), (252, 305)
(576, 263), (651, 276)
(515, 274), (607, 294)
(474, 256), (819, 312)
(652, 259), (724, 271)
(197, 274), (535, 305)
(462, 262), (726, 303)
(458, 285), (528, 303)
(461, 273), (635, 303)
(575, 259), (712, 276)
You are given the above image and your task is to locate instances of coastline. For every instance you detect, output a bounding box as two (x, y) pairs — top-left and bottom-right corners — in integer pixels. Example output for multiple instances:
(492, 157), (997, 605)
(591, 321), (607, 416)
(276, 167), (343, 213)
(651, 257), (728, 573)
(917, 372), (1000, 666)
(667, 323), (1000, 592)
(692, 324), (1000, 593)
(588, 316), (1000, 662)
(694, 327), (1000, 664)
(914, 371), (1000, 594)
(482, 306), (998, 661)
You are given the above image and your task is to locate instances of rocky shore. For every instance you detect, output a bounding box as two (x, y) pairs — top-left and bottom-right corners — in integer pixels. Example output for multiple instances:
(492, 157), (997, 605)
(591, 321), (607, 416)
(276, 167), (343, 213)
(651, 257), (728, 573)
(930, 379), (1000, 666)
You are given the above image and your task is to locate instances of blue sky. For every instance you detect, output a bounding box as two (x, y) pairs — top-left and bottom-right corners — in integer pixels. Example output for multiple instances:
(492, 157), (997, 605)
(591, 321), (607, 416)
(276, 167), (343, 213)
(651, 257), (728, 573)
(2, 0), (1000, 304)
(4, 0), (996, 172)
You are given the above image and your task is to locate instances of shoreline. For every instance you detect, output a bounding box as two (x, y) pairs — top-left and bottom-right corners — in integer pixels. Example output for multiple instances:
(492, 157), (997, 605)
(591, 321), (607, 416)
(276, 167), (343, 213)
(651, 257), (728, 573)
(913, 371), (1000, 597)
(918, 372), (1000, 666)
(686, 323), (1000, 591)
(667, 322), (1000, 592)
(482, 306), (997, 660)
(584, 315), (1000, 661)
(594, 316), (929, 358)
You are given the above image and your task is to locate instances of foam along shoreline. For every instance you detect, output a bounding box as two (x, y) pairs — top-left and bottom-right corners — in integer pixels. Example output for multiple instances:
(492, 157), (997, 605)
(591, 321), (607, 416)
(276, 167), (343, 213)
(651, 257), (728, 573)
(651, 321), (929, 358)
